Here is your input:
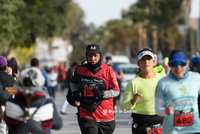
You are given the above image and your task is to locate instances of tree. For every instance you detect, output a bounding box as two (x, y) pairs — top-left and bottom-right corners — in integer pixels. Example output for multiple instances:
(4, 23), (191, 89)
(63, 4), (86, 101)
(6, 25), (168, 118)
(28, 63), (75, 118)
(123, 0), (183, 55)
(0, 0), (25, 55)
(0, 0), (71, 56)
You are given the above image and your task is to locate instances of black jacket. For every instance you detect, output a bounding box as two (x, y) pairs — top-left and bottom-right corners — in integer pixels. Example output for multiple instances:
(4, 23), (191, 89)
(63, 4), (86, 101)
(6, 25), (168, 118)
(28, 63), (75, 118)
(0, 84), (10, 105)
(190, 63), (200, 74)
(0, 71), (16, 87)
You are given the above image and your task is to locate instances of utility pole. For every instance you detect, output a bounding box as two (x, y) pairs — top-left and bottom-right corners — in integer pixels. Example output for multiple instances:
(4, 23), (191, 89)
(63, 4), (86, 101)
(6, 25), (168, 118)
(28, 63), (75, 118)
(183, 0), (188, 52)
(198, 0), (200, 50)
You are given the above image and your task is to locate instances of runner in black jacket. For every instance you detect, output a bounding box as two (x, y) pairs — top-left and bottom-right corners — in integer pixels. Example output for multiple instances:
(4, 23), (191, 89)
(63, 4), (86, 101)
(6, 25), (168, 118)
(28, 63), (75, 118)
(70, 44), (120, 134)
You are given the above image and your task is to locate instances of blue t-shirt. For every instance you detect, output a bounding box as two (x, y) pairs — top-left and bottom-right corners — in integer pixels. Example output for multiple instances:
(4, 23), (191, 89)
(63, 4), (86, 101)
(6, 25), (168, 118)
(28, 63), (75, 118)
(40, 69), (50, 91)
(155, 71), (200, 134)
(112, 64), (122, 75)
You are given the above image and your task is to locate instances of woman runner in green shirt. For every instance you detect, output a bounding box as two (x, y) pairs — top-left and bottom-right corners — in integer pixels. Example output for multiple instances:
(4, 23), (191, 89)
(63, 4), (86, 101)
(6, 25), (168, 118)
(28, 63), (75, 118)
(121, 47), (165, 134)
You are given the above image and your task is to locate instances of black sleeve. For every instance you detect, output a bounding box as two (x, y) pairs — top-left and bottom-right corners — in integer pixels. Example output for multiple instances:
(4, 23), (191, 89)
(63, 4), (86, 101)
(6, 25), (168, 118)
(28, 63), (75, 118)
(51, 100), (62, 129)
(67, 87), (77, 107)
(190, 65), (195, 72)
(70, 67), (79, 84)
(0, 84), (11, 105)
(65, 68), (73, 88)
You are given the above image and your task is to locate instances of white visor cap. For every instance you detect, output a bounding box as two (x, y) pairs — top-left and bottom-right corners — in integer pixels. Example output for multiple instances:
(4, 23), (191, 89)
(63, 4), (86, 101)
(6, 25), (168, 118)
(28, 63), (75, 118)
(137, 51), (155, 62)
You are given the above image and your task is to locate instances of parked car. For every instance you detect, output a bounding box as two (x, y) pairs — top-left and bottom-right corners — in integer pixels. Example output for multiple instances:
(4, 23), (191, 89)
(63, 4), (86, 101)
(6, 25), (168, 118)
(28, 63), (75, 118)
(118, 64), (139, 91)
(103, 55), (130, 65)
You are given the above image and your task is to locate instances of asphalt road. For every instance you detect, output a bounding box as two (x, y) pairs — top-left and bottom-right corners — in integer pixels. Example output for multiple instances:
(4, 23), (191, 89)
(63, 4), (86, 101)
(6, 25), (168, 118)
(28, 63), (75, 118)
(51, 89), (132, 134)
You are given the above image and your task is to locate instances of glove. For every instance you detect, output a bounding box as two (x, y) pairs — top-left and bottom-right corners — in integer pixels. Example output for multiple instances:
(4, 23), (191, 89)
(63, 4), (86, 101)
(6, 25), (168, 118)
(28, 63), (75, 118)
(72, 91), (81, 102)
(92, 88), (103, 99)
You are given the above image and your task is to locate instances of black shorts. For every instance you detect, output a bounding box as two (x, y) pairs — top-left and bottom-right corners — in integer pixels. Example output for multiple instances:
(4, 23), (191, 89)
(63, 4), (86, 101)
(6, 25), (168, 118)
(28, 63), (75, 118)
(131, 113), (164, 134)
(79, 118), (115, 134)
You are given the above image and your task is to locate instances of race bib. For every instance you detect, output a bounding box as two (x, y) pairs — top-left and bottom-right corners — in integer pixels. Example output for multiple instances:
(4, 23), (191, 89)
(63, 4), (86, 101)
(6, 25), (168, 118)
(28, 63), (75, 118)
(145, 123), (162, 134)
(174, 109), (194, 126)
(84, 88), (94, 97)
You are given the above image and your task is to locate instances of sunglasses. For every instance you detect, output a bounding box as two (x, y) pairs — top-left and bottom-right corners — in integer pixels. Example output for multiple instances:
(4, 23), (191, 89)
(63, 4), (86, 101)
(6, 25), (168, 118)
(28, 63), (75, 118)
(170, 61), (186, 67)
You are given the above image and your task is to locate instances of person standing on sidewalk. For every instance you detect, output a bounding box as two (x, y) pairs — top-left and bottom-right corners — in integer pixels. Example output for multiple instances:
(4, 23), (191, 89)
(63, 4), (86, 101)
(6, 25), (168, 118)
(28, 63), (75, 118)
(31, 58), (50, 92)
(70, 44), (120, 134)
(155, 48), (200, 134)
(121, 47), (165, 134)
(58, 63), (67, 92)
(105, 56), (123, 110)
(48, 67), (58, 100)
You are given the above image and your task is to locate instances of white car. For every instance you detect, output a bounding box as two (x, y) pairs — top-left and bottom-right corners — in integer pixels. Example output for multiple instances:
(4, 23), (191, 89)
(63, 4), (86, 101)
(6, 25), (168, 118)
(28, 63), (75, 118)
(103, 54), (130, 65)
(118, 64), (139, 91)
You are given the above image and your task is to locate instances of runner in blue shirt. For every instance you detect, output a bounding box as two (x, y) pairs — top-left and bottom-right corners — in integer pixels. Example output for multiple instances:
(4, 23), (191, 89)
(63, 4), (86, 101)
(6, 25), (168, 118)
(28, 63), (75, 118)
(155, 48), (200, 134)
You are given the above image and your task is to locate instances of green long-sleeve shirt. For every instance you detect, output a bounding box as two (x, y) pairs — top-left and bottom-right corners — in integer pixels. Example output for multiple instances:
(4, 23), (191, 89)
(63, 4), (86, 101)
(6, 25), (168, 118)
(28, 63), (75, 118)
(121, 73), (164, 115)
(153, 65), (166, 76)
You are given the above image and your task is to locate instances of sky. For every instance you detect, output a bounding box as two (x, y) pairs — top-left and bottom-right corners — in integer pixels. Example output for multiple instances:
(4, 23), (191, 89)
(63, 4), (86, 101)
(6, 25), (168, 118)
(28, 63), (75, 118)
(73, 0), (137, 27)
(190, 0), (200, 19)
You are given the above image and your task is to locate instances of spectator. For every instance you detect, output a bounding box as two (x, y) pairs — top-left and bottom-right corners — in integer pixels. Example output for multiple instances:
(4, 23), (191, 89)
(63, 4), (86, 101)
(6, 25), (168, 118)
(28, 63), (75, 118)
(155, 48), (200, 133)
(121, 47), (165, 134)
(0, 58), (15, 134)
(5, 60), (12, 75)
(0, 56), (17, 87)
(106, 56), (123, 80)
(5, 67), (62, 134)
(44, 66), (50, 74)
(5, 60), (18, 81)
(105, 62), (119, 78)
(70, 44), (119, 134)
(0, 88), (10, 134)
(106, 56), (123, 108)
(58, 63), (67, 92)
(31, 58), (50, 92)
(10, 57), (18, 66)
(10, 57), (19, 78)
(0, 84), (10, 105)
(0, 84), (11, 134)
(48, 67), (58, 100)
